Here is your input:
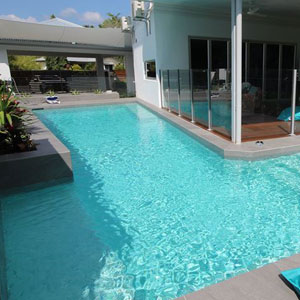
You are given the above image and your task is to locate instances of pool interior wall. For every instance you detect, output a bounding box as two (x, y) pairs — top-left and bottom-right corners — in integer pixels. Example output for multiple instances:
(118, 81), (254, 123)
(1, 103), (300, 300)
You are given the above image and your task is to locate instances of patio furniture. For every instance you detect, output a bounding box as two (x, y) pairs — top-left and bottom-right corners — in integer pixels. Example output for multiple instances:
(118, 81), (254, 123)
(29, 75), (70, 94)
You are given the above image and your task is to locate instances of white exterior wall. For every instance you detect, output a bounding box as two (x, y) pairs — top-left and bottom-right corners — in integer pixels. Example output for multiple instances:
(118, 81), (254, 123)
(132, 4), (300, 107)
(132, 12), (161, 107)
(0, 48), (11, 81)
(155, 6), (300, 70)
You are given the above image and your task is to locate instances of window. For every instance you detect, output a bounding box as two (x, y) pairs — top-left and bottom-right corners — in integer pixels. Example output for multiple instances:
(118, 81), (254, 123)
(145, 60), (156, 79)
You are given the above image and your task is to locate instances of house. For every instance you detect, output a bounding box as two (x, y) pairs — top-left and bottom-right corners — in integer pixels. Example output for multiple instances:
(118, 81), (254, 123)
(131, 0), (300, 144)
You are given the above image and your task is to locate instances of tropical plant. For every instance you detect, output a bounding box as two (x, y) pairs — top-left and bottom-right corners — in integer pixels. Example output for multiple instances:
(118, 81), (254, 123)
(45, 56), (67, 70)
(0, 84), (35, 154)
(71, 90), (80, 95)
(8, 55), (42, 71)
(47, 90), (56, 97)
(84, 62), (96, 71)
(94, 89), (102, 94)
(99, 13), (121, 28)
(71, 64), (82, 71)
(20, 92), (32, 98)
(114, 63), (125, 71)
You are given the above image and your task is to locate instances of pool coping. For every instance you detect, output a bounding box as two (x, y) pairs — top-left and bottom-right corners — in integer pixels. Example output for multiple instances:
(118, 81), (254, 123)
(175, 254), (300, 300)
(135, 99), (300, 160)
(2, 95), (300, 190)
(0, 114), (73, 191)
(20, 96), (300, 161)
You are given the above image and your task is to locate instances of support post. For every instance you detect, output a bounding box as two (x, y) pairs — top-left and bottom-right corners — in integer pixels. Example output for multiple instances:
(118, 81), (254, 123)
(0, 48), (11, 82)
(290, 69), (297, 136)
(231, 0), (242, 144)
(124, 53), (135, 96)
(278, 44), (282, 103)
(95, 55), (107, 91)
(190, 69), (195, 123)
(177, 69), (182, 117)
(207, 40), (212, 131)
(167, 70), (171, 112)
(262, 43), (267, 107)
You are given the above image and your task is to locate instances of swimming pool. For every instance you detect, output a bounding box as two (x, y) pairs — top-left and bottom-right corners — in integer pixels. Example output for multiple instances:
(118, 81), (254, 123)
(1, 103), (300, 300)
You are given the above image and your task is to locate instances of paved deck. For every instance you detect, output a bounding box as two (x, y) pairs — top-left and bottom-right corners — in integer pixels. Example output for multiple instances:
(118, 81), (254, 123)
(176, 254), (300, 300)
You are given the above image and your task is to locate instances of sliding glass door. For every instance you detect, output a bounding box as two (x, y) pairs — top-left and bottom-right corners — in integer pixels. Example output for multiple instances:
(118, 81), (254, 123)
(190, 38), (231, 138)
(188, 38), (296, 141)
(242, 42), (295, 140)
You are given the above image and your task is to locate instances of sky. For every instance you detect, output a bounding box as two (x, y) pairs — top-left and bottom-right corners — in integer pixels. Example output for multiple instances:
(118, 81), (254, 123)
(0, 0), (131, 26)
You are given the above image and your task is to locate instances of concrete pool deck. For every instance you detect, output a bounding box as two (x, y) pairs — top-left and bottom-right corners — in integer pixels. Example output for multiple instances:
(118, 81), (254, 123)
(20, 94), (300, 161)
(176, 254), (300, 300)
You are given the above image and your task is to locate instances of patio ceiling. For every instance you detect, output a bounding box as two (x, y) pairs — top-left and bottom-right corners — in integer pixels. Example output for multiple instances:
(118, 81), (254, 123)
(151, 0), (300, 23)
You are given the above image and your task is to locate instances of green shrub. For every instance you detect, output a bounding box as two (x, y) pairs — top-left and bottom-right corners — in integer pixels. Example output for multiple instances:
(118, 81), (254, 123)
(0, 83), (35, 154)
(71, 90), (80, 95)
(47, 90), (55, 97)
(114, 63), (125, 71)
(94, 89), (102, 94)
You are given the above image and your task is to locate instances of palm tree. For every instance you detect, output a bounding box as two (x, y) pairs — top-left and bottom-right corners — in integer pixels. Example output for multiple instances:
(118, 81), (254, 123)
(99, 13), (121, 28)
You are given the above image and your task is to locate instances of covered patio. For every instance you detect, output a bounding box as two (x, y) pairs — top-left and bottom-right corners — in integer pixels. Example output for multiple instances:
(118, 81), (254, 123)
(0, 18), (135, 96)
(153, 0), (300, 143)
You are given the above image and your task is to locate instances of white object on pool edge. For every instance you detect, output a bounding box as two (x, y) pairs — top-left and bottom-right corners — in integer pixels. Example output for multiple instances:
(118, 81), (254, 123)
(256, 141), (264, 147)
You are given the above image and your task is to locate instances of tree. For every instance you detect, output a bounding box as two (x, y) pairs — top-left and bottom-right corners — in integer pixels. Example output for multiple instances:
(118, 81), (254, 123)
(83, 25), (94, 28)
(8, 55), (42, 70)
(99, 13), (121, 28)
(84, 62), (96, 71)
(50, 14), (56, 19)
(71, 64), (82, 71)
(45, 57), (67, 70)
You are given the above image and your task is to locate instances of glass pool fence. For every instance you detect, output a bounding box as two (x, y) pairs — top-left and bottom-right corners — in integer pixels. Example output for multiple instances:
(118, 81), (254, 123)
(161, 69), (232, 139)
(161, 69), (300, 141)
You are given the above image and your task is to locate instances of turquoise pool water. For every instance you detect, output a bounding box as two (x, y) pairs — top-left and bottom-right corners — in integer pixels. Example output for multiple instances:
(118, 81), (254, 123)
(1, 103), (300, 300)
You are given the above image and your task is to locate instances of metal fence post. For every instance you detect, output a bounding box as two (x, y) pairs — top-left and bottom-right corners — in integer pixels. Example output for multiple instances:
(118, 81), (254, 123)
(190, 69), (195, 123)
(177, 69), (181, 117)
(290, 69), (297, 136)
(167, 70), (171, 112)
(207, 40), (212, 130)
(159, 69), (163, 108)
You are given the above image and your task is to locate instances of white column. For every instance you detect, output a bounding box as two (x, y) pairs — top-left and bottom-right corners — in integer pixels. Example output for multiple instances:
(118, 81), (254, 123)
(0, 48), (11, 82)
(124, 53), (135, 97)
(95, 55), (106, 91)
(231, 0), (242, 144)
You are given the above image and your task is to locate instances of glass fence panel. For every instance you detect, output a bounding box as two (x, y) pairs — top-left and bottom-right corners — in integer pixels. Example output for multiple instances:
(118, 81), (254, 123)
(242, 69), (293, 140)
(169, 70), (179, 114)
(179, 70), (192, 120)
(193, 69), (209, 127)
(211, 69), (232, 138)
(161, 70), (169, 109)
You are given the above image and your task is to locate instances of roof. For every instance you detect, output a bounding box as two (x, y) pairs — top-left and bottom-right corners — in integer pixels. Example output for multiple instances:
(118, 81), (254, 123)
(67, 57), (96, 63)
(0, 19), (132, 49)
(35, 57), (118, 65)
(39, 18), (83, 28)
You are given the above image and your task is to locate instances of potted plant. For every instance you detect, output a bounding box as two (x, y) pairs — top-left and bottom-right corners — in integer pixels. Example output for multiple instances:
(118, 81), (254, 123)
(114, 63), (126, 81)
(46, 90), (60, 104)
